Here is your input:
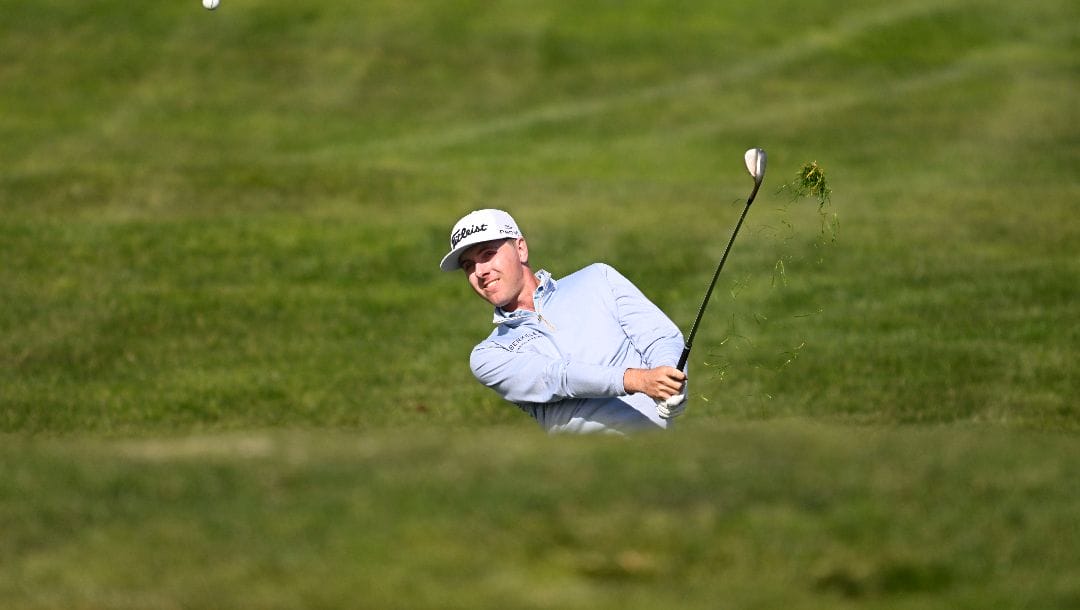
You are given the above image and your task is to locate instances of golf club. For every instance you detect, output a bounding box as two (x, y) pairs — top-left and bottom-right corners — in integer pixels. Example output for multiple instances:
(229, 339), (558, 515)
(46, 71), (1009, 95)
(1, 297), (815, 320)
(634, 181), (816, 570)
(676, 147), (766, 371)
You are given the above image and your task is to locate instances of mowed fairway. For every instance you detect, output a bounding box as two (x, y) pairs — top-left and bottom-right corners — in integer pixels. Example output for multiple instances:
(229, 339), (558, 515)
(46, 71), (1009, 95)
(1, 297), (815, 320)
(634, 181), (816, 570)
(1, 0), (1077, 608)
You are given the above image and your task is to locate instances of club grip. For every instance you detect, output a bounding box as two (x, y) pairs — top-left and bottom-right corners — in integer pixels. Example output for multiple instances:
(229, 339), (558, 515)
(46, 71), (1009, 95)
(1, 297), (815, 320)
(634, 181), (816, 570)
(676, 346), (690, 372)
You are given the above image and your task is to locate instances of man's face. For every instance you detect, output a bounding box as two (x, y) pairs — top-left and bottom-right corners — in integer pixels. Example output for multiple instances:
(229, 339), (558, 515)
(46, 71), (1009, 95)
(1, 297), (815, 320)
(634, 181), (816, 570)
(459, 238), (528, 310)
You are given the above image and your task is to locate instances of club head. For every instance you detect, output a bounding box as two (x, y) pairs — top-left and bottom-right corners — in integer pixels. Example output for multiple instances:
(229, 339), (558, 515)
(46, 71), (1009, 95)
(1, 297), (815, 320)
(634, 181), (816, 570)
(744, 148), (766, 185)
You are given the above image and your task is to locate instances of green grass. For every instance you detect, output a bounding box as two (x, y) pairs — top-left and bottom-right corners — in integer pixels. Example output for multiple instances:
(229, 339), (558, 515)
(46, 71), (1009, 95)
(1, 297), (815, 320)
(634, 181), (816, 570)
(1, 0), (1078, 607)
(3, 423), (1079, 609)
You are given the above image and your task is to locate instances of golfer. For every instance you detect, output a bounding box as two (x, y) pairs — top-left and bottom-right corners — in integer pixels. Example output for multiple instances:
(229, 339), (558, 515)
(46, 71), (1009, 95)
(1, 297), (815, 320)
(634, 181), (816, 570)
(440, 208), (688, 434)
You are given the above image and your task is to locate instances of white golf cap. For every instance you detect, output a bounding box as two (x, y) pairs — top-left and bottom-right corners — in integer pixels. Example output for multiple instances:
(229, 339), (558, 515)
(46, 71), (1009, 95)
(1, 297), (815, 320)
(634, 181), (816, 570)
(439, 208), (524, 272)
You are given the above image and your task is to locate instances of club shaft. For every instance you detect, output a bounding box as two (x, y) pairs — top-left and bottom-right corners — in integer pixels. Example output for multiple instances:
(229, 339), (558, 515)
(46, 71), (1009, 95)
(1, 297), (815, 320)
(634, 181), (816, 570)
(676, 180), (761, 371)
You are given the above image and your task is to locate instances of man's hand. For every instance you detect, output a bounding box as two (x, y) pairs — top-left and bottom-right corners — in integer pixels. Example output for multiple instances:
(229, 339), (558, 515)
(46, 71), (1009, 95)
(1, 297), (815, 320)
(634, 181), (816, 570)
(655, 392), (686, 419)
(623, 366), (685, 400)
(624, 366), (688, 418)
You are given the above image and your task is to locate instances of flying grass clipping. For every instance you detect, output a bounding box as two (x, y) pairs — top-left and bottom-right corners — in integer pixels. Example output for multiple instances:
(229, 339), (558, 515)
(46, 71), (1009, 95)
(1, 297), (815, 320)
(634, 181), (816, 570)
(699, 158), (839, 408)
(781, 160), (838, 244)
(787, 161), (831, 207)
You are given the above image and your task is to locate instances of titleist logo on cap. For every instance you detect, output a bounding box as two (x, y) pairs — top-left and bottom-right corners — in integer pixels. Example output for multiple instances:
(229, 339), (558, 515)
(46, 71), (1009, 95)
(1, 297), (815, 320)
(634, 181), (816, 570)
(451, 224), (487, 248)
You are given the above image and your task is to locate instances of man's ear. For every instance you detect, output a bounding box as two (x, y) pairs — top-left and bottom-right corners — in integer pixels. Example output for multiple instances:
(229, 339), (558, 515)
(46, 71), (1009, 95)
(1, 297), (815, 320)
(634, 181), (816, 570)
(515, 238), (529, 265)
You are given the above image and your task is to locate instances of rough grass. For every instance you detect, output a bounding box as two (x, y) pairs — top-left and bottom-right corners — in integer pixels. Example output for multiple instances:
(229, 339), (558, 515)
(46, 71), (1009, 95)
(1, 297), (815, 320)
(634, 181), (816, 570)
(3, 423), (1079, 609)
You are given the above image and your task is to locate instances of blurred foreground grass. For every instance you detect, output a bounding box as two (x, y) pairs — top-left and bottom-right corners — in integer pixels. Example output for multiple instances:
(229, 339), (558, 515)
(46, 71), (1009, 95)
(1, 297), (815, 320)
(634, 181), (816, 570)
(2, 422), (1078, 609)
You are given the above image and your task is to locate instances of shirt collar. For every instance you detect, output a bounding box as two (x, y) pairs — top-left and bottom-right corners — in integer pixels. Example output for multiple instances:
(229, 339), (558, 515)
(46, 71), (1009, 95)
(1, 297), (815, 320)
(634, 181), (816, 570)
(492, 269), (556, 325)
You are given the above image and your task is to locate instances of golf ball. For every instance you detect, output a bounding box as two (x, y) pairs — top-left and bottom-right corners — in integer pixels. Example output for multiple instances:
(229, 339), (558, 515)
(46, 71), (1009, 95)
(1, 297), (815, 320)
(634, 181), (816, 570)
(203, 0), (219, 9)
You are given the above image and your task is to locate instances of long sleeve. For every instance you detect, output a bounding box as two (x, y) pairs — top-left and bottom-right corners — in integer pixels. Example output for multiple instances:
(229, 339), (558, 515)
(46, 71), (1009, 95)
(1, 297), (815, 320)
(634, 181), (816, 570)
(599, 264), (685, 370)
(470, 340), (627, 404)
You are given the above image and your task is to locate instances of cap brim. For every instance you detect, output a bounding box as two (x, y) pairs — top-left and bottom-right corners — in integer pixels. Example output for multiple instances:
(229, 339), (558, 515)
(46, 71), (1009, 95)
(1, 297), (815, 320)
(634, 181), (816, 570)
(439, 243), (471, 272)
(440, 236), (518, 272)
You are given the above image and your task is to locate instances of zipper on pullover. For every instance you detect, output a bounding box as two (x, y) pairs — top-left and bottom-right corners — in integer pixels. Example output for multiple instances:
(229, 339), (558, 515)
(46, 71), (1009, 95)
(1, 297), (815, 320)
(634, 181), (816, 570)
(536, 312), (557, 331)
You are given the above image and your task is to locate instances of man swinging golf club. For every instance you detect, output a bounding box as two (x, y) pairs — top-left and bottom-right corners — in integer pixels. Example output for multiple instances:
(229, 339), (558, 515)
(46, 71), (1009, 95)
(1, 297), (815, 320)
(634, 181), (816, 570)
(440, 209), (687, 434)
(440, 149), (766, 434)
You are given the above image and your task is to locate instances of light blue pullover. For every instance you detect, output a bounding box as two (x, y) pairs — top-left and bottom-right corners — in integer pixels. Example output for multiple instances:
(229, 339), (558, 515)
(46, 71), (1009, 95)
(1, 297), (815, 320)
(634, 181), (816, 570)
(469, 263), (685, 434)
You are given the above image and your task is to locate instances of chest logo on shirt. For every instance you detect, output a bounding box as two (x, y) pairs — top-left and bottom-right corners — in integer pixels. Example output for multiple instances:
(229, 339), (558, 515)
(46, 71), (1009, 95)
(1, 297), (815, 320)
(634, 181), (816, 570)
(506, 330), (543, 352)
